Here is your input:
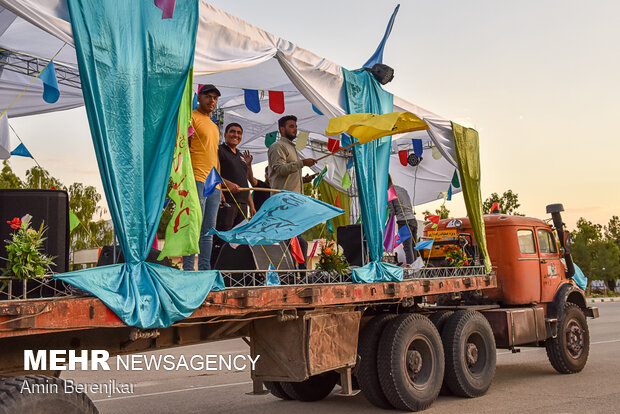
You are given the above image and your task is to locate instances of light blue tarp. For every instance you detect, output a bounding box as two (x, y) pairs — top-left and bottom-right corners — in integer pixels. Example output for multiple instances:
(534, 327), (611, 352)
(55, 0), (223, 329)
(343, 69), (403, 283)
(572, 263), (588, 291)
(208, 191), (344, 245)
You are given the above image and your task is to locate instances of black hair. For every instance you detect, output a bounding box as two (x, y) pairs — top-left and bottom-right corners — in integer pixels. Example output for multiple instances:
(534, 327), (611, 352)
(278, 115), (297, 130)
(225, 123), (243, 134)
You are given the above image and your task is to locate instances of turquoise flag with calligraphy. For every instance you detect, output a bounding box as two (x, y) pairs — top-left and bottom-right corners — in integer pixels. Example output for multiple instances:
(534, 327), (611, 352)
(208, 191), (344, 245)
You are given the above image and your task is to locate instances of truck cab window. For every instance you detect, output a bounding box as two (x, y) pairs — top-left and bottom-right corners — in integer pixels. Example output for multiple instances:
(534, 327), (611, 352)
(517, 229), (536, 254)
(537, 229), (557, 254)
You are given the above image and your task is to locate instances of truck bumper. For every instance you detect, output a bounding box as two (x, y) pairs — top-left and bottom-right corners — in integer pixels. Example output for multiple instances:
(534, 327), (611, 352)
(584, 306), (599, 318)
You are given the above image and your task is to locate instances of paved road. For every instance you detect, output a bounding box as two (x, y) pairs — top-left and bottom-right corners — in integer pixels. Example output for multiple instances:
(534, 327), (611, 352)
(72, 302), (620, 413)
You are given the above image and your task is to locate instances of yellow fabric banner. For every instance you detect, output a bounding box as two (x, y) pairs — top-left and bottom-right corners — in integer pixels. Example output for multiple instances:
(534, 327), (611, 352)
(325, 111), (428, 144)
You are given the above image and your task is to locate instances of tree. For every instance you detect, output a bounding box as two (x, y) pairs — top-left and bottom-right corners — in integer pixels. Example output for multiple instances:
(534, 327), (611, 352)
(68, 183), (113, 252)
(422, 204), (450, 219)
(604, 215), (620, 249)
(571, 218), (620, 290)
(482, 190), (523, 215)
(24, 166), (65, 190)
(0, 160), (23, 189)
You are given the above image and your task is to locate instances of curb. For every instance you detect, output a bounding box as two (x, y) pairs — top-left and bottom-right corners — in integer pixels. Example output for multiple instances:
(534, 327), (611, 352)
(587, 297), (620, 303)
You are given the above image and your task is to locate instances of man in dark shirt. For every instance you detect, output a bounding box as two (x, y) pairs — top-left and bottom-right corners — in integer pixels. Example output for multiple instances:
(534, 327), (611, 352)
(217, 123), (256, 230)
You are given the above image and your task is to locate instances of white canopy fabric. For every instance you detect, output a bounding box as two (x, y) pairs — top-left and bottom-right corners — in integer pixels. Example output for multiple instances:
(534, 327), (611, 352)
(0, 0), (461, 205)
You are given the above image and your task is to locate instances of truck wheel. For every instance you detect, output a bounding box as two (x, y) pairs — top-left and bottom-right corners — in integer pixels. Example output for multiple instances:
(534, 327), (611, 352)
(545, 302), (590, 374)
(377, 314), (444, 411)
(280, 371), (339, 402)
(263, 381), (293, 400)
(441, 310), (496, 398)
(429, 311), (454, 396)
(356, 313), (398, 409)
(0, 375), (98, 414)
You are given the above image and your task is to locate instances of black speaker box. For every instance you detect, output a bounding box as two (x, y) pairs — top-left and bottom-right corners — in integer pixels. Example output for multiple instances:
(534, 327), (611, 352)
(96, 245), (172, 268)
(337, 224), (367, 267)
(0, 189), (69, 273)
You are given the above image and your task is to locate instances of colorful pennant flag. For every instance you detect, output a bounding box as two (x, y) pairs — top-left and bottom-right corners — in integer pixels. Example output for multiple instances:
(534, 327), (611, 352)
(451, 170), (460, 188)
(38, 61), (60, 104)
(387, 186), (398, 202)
(398, 149), (408, 166)
(341, 133), (352, 147)
(447, 184), (452, 201)
(296, 130), (309, 150)
(412, 139), (423, 156)
(431, 146), (442, 160)
(414, 239), (434, 250)
(313, 165), (327, 188)
(383, 215), (396, 252)
(312, 104), (323, 116)
(309, 240), (319, 258)
(265, 263), (281, 286)
(394, 225), (411, 246)
(424, 215), (440, 228)
(356, 216), (362, 224)
(265, 131), (277, 148)
(347, 157), (353, 170)
(290, 236), (305, 263)
(10, 143), (33, 158)
(268, 90), (285, 114)
(328, 137), (340, 153)
(203, 167), (223, 197)
(326, 219), (334, 234)
(163, 198), (171, 209)
(244, 89), (260, 113)
(341, 170), (351, 189)
(334, 194), (341, 209)
(69, 209), (80, 232)
(192, 92), (197, 110)
(154, 0), (176, 19)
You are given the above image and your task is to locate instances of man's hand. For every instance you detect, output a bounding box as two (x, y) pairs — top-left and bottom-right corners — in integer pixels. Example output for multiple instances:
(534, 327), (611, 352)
(250, 205), (257, 217)
(227, 182), (241, 193)
(303, 173), (317, 184)
(242, 150), (253, 166)
(302, 158), (317, 167)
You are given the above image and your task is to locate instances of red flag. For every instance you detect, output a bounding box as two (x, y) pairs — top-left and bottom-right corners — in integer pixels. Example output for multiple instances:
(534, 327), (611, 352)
(290, 237), (305, 263)
(334, 194), (341, 208)
(309, 240), (319, 258)
(268, 90), (285, 114)
(425, 215), (440, 228)
(398, 150), (408, 166)
(328, 138), (340, 153)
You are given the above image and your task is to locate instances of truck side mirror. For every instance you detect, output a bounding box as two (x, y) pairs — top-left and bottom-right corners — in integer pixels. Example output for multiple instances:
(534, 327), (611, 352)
(563, 233), (572, 254)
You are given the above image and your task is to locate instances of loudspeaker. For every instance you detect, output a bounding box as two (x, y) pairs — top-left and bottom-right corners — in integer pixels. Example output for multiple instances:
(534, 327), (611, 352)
(337, 224), (366, 267)
(367, 63), (394, 85)
(96, 245), (172, 268)
(214, 243), (295, 270)
(0, 189), (69, 273)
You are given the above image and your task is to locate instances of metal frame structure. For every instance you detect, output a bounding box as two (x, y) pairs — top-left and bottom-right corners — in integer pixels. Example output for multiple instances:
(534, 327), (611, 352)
(0, 49), (81, 89)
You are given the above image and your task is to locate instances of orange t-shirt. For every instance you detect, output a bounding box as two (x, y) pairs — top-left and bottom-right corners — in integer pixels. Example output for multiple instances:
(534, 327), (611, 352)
(189, 110), (220, 182)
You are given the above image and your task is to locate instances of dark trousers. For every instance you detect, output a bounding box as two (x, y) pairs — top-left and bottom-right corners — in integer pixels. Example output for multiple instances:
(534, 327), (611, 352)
(212, 203), (248, 268)
(398, 219), (418, 265)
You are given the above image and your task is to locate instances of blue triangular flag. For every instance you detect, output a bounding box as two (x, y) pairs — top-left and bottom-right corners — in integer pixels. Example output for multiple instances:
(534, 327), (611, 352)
(10, 143), (33, 158)
(414, 239), (434, 251)
(362, 4), (400, 68)
(163, 198), (171, 209)
(395, 225), (411, 246)
(412, 139), (423, 157)
(203, 167), (223, 197)
(311, 104), (323, 116)
(341, 133), (352, 147)
(265, 264), (280, 286)
(447, 184), (452, 201)
(39, 61), (60, 104)
(347, 157), (354, 170)
(244, 89), (261, 113)
(192, 92), (197, 110)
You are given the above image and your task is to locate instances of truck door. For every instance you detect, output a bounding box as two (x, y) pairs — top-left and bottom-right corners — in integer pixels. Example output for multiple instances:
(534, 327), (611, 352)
(537, 228), (563, 303)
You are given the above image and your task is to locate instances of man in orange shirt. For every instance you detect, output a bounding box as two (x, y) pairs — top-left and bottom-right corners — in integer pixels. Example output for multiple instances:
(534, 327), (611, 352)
(184, 84), (225, 271)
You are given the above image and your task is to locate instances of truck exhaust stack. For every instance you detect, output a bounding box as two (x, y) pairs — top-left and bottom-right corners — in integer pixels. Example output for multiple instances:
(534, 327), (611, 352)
(546, 203), (575, 277)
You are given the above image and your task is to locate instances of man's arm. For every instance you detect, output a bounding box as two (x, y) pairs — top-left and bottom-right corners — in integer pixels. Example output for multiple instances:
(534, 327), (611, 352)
(248, 192), (256, 217)
(243, 150), (258, 187)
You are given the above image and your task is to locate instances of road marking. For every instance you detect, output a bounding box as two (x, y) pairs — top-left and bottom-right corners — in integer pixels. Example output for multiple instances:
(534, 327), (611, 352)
(92, 380), (252, 403)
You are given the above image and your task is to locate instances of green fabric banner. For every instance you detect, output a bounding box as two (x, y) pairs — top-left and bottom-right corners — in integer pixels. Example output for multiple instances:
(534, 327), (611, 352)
(158, 70), (202, 259)
(318, 181), (350, 240)
(451, 122), (492, 273)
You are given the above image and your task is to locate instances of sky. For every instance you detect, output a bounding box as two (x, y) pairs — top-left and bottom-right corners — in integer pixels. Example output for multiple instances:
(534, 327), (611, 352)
(5, 0), (620, 229)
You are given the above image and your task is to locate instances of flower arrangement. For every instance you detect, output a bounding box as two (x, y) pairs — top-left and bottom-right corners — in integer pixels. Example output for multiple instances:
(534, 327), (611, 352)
(444, 245), (468, 268)
(315, 241), (349, 276)
(3, 214), (55, 279)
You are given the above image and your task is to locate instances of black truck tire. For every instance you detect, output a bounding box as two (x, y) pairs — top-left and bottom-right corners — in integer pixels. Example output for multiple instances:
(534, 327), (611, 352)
(356, 313), (398, 409)
(279, 371), (339, 402)
(0, 375), (98, 414)
(545, 302), (590, 374)
(263, 381), (293, 400)
(441, 310), (496, 398)
(377, 313), (444, 411)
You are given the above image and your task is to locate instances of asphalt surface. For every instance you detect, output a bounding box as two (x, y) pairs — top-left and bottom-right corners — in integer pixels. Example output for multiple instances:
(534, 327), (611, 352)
(71, 301), (620, 413)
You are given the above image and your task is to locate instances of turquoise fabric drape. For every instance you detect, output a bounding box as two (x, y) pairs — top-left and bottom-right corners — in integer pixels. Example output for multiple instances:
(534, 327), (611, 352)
(56, 0), (223, 329)
(343, 69), (403, 283)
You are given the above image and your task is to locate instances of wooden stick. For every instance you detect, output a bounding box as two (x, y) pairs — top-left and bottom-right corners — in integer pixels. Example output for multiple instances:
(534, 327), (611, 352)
(222, 187), (281, 193)
(315, 142), (359, 161)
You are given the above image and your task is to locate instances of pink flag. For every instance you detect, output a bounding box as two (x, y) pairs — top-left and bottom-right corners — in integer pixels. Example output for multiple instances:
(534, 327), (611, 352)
(154, 0), (176, 19)
(309, 240), (319, 258)
(387, 186), (398, 202)
(188, 125), (195, 137)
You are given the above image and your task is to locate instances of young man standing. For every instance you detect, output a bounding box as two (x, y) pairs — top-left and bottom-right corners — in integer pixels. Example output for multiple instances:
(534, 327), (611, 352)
(184, 84), (221, 271)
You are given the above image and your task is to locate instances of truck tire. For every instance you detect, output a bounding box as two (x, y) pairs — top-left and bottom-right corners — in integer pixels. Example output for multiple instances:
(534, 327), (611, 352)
(356, 313), (398, 409)
(545, 302), (590, 374)
(0, 375), (98, 414)
(429, 310), (454, 396)
(441, 310), (496, 398)
(279, 371), (338, 402)
(377, 314), (444, 411)
(263, 381), (293, 400)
